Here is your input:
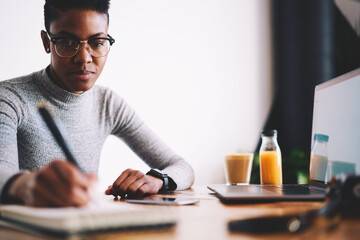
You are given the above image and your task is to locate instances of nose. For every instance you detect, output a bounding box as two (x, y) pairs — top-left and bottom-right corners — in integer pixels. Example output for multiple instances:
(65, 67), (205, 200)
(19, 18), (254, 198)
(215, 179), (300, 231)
(73, 43), (92, 64)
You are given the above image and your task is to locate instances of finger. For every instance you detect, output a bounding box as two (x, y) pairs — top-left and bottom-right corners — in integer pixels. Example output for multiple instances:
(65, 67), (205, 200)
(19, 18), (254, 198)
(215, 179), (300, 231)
(34, 166), (70, 206)
(112, 169), (133, 188)
(35, 170), (90, 207)
(105, 185), (113, 195)
(68, 186), (91, 207)
(35, 161), (91, 207)
(116, 171), (145, 197)
(127, 180), (146, 197)
(105, 185), (122, 197)
(32, 180), (67, 207)
(52, 161), (89, 190)
(110, 169), (136, 197)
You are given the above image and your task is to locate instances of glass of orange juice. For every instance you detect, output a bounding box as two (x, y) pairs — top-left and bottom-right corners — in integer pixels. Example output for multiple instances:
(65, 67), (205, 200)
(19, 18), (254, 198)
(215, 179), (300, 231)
(259, 130), (283, 184)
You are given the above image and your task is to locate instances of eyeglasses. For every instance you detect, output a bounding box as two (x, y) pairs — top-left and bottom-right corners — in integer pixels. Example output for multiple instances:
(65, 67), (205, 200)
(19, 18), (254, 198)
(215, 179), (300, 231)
(47, 33), (115, 58)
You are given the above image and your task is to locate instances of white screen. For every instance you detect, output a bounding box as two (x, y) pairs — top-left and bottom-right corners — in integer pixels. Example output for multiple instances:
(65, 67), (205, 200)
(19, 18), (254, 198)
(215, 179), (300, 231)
(310, 68), (360, 183)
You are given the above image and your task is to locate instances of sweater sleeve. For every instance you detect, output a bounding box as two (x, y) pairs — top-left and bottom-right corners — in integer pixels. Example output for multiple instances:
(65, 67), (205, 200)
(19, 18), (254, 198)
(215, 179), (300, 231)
(108, 92), (194, 190)
(0, 90), (22, 200)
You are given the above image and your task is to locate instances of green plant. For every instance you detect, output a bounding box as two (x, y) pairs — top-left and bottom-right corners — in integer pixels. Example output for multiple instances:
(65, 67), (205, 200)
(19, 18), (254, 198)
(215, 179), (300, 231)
(250, 150), (309, 184)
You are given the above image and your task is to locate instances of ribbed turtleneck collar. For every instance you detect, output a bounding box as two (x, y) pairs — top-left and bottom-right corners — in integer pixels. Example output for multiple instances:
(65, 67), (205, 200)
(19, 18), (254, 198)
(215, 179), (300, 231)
(34, 67), (92, 106)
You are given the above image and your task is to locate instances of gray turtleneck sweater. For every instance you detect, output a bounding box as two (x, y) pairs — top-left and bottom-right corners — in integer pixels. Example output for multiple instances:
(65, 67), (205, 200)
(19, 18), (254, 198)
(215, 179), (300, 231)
(0, 68), (194, 199)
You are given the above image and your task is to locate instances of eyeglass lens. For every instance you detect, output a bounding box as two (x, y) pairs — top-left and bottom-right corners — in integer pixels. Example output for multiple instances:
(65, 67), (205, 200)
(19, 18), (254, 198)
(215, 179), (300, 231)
(55, 38), (111, 57)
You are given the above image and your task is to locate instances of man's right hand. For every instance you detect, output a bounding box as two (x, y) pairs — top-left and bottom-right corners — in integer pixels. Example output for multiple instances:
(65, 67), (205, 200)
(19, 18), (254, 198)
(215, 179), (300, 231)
(5, 160), (96, 207)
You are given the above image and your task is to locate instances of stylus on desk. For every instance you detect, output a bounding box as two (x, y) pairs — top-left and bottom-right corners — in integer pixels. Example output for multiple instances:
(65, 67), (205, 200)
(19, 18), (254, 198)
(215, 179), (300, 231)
(38, 101), (82, 171)
(228, 210), (318, 233)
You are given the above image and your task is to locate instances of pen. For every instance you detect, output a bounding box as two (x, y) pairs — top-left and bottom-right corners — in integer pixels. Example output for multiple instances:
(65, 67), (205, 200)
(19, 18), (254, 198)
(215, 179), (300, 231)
(38, 101), (82, 171)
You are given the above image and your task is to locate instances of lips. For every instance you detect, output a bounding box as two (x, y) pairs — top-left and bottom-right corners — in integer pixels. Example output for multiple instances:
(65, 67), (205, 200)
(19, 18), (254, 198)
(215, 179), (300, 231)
(69, 70), (95, 80)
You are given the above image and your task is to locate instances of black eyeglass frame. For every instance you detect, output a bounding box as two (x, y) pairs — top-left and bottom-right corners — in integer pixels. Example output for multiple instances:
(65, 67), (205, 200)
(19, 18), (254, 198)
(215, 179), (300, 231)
(47, 32), (115, 58)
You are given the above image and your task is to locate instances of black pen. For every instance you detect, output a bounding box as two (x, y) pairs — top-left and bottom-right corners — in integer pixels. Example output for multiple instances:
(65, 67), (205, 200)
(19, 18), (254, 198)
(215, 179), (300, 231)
(38, 101), (82, 171)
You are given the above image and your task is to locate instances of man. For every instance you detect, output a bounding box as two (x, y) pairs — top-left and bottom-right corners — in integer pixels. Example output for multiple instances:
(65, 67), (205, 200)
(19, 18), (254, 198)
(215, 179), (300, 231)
(0, 0), (194, 207)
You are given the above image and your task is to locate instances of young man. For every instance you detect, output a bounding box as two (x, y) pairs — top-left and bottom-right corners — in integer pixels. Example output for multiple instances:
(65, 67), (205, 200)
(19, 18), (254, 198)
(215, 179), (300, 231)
(0, 0), (194, 207)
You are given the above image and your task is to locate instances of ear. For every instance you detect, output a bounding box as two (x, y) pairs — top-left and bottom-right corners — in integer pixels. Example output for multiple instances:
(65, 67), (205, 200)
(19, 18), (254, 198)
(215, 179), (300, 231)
(41, 30), (51, 53)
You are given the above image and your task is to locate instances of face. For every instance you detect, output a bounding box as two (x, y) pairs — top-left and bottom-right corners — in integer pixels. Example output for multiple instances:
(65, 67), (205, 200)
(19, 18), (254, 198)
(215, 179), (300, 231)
(41, 9), (109, 94)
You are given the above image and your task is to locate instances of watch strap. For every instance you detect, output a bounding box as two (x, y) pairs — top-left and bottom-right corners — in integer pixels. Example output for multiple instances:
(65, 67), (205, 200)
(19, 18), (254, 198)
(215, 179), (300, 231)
(146, 169), (176, 193)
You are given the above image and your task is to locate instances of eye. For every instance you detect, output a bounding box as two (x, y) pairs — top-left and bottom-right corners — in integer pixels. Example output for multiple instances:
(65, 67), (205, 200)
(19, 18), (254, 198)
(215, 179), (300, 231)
(57, 39), (77, 48)
(89, 39), (107, 48)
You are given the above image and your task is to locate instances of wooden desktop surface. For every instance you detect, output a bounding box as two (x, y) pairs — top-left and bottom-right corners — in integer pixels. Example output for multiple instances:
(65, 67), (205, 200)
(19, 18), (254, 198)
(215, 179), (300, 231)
(0, 185), (359, 240)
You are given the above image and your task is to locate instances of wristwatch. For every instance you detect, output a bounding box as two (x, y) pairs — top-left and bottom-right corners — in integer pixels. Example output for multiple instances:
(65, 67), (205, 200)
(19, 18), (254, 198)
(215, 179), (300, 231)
(146, 169), (176, 193)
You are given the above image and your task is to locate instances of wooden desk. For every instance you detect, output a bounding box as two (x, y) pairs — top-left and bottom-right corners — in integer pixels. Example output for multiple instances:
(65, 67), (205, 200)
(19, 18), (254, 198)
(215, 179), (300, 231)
(0, 185), (359, 240)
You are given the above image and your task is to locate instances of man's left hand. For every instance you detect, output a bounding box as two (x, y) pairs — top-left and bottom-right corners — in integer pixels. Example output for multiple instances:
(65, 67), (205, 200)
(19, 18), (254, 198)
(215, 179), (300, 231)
(105, 168), (163, 198)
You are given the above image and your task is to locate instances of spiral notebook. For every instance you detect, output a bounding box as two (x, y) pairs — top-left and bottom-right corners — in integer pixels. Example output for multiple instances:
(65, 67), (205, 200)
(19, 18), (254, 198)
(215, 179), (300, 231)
(0, 196), (176, 237)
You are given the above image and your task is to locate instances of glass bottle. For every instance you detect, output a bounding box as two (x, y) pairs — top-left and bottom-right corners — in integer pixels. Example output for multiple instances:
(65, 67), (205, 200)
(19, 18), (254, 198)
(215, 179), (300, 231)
(309, 134), (329, 182)
(259, 129), (283, 184)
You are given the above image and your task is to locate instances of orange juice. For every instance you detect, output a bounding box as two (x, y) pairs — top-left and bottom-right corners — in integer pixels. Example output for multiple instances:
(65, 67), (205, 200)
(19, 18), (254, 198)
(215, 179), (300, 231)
(260, 151), (283, 184)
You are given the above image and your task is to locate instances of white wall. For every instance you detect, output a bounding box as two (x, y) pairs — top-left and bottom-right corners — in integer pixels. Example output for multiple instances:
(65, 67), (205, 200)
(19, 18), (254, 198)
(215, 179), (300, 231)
(0, 0), (272, 189)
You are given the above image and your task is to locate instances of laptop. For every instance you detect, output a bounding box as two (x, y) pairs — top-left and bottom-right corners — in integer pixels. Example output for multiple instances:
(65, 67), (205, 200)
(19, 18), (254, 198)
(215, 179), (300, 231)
(208, 67), (360, 202)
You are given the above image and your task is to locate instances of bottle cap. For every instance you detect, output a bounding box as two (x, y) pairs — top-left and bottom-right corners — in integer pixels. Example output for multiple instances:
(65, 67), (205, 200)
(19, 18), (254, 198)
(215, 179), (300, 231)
(314, 134), (329, 142)
(261, 129), (278, 137)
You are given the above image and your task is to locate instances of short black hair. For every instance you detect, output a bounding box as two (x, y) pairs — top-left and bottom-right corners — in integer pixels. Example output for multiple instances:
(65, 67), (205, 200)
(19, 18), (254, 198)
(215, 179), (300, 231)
(44, 0), (110, 33)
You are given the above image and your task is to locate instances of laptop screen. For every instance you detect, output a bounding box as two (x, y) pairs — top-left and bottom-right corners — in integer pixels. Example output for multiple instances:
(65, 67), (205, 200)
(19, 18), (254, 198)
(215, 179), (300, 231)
(310, 68), (360, 184)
